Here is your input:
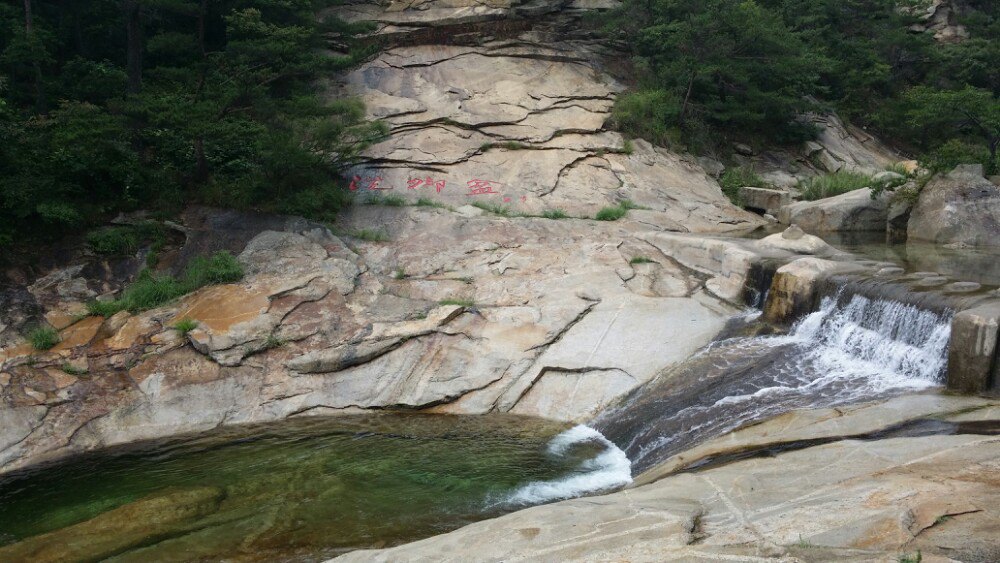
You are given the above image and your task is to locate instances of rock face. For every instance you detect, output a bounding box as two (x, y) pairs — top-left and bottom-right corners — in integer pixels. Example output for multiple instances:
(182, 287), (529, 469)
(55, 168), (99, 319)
(0, 203), (748, 472)
(332, 0), (763, 230)
(778, 188), (890, 232)
(334, 396), (1000, 563)
(908, 164), (1000, 247)
(0, 0), (769, 472)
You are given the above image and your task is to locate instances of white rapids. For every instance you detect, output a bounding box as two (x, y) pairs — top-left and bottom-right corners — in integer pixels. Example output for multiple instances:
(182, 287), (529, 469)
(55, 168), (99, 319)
(505, 425), (632, 506)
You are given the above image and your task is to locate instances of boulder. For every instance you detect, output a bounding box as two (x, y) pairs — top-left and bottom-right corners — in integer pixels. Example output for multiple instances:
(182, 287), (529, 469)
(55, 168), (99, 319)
(755, 226), (834, 255)
(778, 188), (890, 232)
(907, 164), (1000, 247)
(762, 257), (852, 323)
(947, 300), (1000, 393)
(738, 186), (792, 214)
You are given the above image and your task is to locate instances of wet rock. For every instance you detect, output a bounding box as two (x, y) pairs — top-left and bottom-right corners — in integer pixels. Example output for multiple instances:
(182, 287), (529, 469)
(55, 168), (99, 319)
(733, 142), (753, 156)
(944, 281), (982, 294)
(334, 427), (1000, 563)
(0, 487), (225, 562)
(778, 188), (890, 232)
(908, 164), (1000, 247)
(948, 301), (1000, 393)
(763, 258), (856, 323)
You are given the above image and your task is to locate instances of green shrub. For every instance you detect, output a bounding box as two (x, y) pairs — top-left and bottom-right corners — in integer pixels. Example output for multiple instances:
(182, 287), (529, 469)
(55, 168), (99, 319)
(541, 209), (569, 219)
(87, 251), (244, 316)
(172, 318), (199, 335)
(719, 167), (766, 205)
(350, 228), (390, 242)
(799, 171), (874, 201)
(86, 222), (165, 256)
(630, 256), (655, 264)
(923, 139), (997, 175)
(595, 205), (627, 221)
(610, 89), (681, 147)
(28, 326), (60, 350)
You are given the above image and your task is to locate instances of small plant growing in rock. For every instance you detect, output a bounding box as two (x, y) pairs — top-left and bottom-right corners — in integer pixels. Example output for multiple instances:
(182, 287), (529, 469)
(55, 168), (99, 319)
(471, 201), (512, 216)
(595, 205), (627, 221)
(541, 209), (569, 219)
(898, 551), (921, 563)
(173, 318), (199, 335)
(61, 363), (88, 376)
(415, 197), (451, 210)
(392, 268), (407, 280)
(630, 256), (655, 264)
(28, 327), (60, 351)
(439, 298), (475, 308)
(351, 228), (390, 242)
(262, 334), (286, 350)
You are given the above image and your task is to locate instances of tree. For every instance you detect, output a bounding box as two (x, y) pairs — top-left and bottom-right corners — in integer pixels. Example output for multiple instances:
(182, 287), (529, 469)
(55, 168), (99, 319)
(902, 86), (1000, 169)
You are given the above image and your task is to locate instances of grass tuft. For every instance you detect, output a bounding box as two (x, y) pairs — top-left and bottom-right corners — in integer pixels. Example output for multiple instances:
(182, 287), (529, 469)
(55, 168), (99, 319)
(61, 363), (88, 376)
(719, 167), (766, 205)
(595, 205), (628, 221)
(87, 251), (244, 317)
(28, 326), (60, 350)
(392, 268), (407, 280)
(799, 171), (874, 201)
(629, 256), (655, 264)
(350, 228), (390, 242)
(439, 298), (475, 307)
(87, 222), (166, 256)
(471, 201), (512, 216)
(172, 318), (199, 335)
(415, 197), (452, 210)
(541, 209), (569, 219)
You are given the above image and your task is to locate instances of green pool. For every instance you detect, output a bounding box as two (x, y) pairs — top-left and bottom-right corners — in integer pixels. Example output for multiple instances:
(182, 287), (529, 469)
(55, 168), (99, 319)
(0, 413), (630, 562)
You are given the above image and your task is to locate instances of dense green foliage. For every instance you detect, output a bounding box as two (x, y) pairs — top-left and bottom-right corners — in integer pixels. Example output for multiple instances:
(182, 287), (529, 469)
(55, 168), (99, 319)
(605, 0), (999, 171)
(798, 170), (875, 201)
(719, 166), (766, 204)
(87, 250), (243, 316)
(1, 0), (384, 250)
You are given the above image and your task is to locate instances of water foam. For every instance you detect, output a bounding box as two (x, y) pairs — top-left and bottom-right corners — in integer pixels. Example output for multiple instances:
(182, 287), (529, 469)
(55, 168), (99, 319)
(506, 425), (631, 506)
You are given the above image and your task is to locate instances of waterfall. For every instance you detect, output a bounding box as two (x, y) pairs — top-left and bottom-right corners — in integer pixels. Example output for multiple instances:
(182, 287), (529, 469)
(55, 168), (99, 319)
(595, 290), (953, 474)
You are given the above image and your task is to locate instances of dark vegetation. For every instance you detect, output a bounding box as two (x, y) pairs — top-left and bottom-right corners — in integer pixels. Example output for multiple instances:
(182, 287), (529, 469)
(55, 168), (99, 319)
(1, 0), (384, 250)
(86, 250), (243, 316)
(603, 0), (998, 173)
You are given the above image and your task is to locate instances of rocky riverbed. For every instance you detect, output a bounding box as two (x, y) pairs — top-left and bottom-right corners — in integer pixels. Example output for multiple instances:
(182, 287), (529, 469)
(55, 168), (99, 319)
(1, 0), (999, 561)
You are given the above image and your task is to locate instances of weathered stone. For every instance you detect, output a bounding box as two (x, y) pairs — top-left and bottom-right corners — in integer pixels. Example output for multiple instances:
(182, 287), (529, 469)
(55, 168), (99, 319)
(947, 301), (1000, 393)
(738, 186), (791, 214)
(908, 164), (1000, 247)
(778, 188), (890, 232)
(763, 257), (853, 324)
(755, 227), (833, 255)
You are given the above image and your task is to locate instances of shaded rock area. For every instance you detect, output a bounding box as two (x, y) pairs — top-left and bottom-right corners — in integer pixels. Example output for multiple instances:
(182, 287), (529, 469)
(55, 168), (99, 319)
(908, 164), (1000, 247)
(335, 396), (1000, 563)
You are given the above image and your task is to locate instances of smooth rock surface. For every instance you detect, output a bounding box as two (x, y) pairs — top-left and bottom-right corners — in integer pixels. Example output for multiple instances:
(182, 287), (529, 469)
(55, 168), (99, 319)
(908, 164), (1000, 247)
(778, 188), (890, 232)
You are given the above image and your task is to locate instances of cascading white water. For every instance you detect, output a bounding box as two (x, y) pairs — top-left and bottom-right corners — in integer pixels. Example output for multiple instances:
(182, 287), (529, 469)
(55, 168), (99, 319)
(504, 425), (632, 506)
(791, 293), (951, 383)
(597, 291), (955, 472)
